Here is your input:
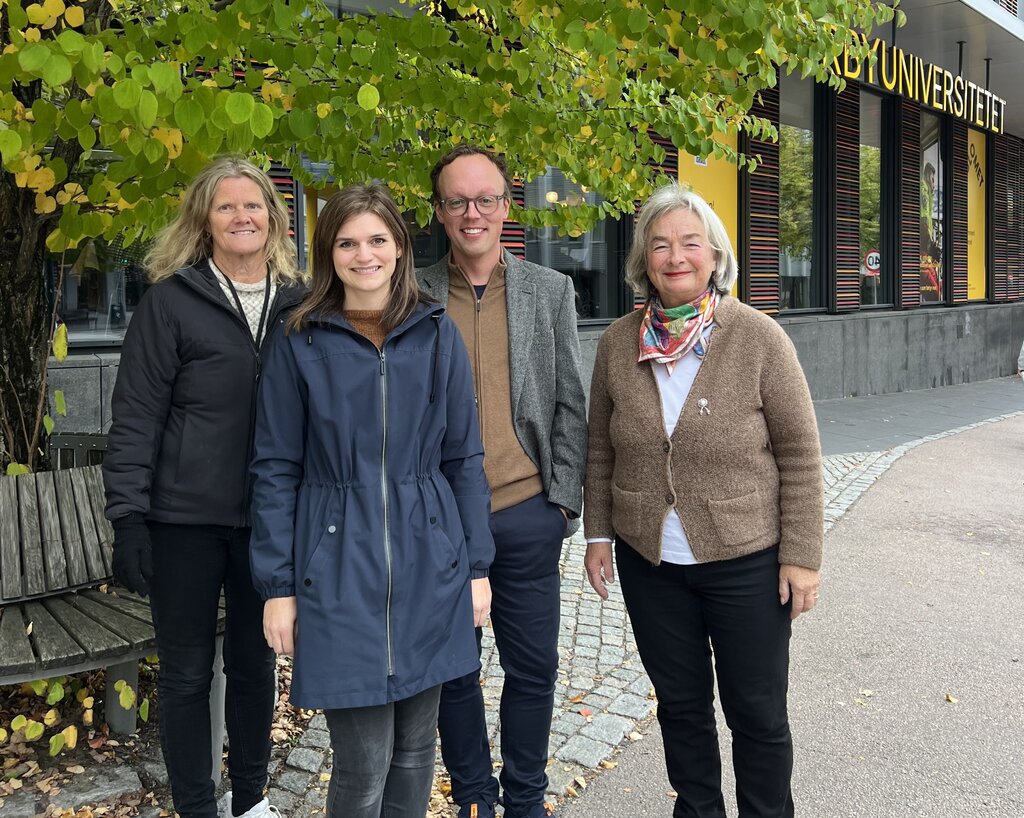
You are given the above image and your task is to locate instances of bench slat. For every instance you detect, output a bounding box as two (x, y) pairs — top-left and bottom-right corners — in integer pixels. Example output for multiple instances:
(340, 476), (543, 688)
(84, 466), (113, 574)
(72, 594), (154, 649)
(0, 477), (22, 601)
(24, 599), (88, 670)
(0, 606), (36, 675)
(42, 596), (127, 661)
(17, 474), (46, 597)
(53, 470), (90, 587)
(82, 589), (154, 625)
(35, 472), (69, 591)
(70, 469), (106, 581)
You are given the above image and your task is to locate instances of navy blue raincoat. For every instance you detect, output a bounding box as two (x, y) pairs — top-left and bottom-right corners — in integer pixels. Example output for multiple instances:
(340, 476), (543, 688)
(249, 302), (494, 710)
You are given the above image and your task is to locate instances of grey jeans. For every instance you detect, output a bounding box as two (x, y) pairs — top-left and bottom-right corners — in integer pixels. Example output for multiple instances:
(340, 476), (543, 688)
(324, 685), (441, 818)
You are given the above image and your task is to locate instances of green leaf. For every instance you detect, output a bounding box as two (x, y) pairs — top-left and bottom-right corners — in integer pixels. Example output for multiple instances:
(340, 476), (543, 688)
(42, 54), (73, 87)
(53, 322), (68, 361)
(288, 109), (317, 140)
(43, 415), (55, 436)
(113, 78), (143, 110)
(18, 43), (50, 73)
(29, 679), (48, 696)
(46, 680), (65, 705)
(6, 463), (30, 476)
(54, 390), (67, 417)
(174, 97), (205, 137)
(49, 734), (66, 757)
(138, 91), (159, 129)
(24, 720), (44, 741)
(11, 714), (28, 732)
(0, 130), (22, 162)
(224, 92), (255, 125)
(118, 683), (137, 711)
(356, 83), (380, 111)
(139, 697), (150, 723)
(250, 103), (274, 138)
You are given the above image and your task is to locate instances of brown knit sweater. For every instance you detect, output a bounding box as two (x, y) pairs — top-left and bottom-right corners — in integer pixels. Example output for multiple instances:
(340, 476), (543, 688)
(583, 297), (824, 569)
(344, 310), (386, 349)
(446, 260), (544, 512)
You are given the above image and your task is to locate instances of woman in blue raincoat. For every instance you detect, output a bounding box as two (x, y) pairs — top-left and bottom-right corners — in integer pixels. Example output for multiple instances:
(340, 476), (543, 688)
(249, 184), (494, 818)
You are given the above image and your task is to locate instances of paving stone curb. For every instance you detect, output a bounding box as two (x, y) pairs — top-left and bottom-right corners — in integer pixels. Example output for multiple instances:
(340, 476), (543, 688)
(267, 409), (1024, 815)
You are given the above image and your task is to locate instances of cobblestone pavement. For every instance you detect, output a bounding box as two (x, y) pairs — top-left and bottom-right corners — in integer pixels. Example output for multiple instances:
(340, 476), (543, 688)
(266, 411), (1023, 816)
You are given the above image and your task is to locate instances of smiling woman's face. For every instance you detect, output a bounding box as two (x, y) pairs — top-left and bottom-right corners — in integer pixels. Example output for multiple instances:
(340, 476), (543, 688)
(207, 176), (269, 264)
(645, 208), (717, 308)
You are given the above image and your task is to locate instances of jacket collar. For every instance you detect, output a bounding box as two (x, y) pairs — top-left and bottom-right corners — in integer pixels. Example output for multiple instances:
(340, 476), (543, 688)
(174, 261), (307, 316)
(309, 300), (444, 337)
(418, 247), (530, 306)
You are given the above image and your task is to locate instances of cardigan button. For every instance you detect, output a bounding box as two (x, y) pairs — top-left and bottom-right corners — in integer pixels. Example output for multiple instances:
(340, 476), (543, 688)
(304, 578), (312, 587)
(327, 524), (336, 534)
(665, 494), (675, 505)
(662, 441), (671, 453)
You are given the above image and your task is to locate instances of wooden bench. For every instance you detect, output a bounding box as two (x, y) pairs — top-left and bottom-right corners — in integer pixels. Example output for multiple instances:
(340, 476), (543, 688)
(0, 434), (226, 781)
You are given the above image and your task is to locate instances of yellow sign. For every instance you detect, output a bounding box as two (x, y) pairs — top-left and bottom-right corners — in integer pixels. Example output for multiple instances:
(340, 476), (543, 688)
(839, 36), (1007, 135)
(677, 133), (739, 295)
(967, 129), (986, 300)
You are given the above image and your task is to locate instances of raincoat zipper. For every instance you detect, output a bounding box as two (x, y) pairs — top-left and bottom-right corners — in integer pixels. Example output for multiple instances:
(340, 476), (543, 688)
(380, 347), (395, 676)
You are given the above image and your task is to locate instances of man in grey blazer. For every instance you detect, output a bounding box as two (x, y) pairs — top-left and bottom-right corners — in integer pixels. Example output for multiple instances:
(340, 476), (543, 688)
(418, 145), (587, 818)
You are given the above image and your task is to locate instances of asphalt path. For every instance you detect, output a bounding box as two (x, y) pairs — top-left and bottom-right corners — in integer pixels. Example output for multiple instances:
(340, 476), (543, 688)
(561, 414), (1024, 817)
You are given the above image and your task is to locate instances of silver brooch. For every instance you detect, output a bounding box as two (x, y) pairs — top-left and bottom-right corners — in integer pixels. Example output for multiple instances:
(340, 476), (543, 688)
(697, 398), (710, 416)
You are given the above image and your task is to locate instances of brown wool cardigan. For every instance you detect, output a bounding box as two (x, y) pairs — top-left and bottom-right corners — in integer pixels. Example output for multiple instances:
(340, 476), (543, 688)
(583, 296), (824, 570)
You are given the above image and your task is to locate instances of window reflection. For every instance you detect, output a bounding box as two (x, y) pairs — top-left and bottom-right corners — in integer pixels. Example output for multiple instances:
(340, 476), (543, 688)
(920, 112), (944, 303)
(51, 238), (149, 344)
(859, 91), (884, 305)
(522, 168), (623, 319)
(778, 74), (817, 310)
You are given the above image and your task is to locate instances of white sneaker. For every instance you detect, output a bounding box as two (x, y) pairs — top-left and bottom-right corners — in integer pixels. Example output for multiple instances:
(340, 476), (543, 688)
(220, 793), (283, 818)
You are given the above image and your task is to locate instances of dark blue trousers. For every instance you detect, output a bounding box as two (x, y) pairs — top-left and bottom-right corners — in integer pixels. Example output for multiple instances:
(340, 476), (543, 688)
(149, 523), (276, 818)
(616, 541), (794, 818)
(438, 493), (565, 817)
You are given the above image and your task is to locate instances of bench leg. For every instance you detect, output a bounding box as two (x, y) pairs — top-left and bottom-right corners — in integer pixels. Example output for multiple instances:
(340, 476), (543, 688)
(105, 659), (138, 735)
(210, 633), (227, 786)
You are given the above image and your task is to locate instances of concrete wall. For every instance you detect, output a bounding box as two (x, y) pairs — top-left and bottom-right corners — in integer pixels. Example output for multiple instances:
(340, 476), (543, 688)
(49, 301), (1024, 432)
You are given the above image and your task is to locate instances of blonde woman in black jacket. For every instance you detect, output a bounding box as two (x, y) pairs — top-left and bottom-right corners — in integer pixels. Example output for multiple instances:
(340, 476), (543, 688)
(103, 157), (305, 818)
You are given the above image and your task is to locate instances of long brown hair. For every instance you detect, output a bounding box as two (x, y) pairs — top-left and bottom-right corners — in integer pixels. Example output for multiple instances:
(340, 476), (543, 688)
(288, 185), (427, 333)
(145, 155), (300, 284)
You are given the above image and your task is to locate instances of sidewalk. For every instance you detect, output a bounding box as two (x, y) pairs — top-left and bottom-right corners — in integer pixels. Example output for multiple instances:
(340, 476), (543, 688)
(266, 376), (1024, 816)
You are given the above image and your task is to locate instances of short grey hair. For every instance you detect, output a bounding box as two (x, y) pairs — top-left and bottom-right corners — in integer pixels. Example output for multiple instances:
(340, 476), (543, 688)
(624, 183), (738, 301)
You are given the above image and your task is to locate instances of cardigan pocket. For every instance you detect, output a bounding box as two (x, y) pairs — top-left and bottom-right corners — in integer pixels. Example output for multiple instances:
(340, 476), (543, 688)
(707, 490), (766, 547)
(610, 483), (643, 544)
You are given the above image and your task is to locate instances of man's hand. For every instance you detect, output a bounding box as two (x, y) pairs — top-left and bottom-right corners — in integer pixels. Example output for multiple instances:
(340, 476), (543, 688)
(111, 514), (154, 597)
(584, 541), (615, 600)
(471, 577), (491, 627)
(264, 597), (298, 656)
(779, 564), (820, 621)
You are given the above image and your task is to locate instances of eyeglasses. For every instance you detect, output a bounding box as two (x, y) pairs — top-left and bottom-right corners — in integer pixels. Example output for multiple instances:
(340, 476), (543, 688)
(436, 194), (508, 217)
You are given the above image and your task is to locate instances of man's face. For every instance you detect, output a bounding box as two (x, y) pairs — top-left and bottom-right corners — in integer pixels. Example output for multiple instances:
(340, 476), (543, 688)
(434, 154), (511, 266)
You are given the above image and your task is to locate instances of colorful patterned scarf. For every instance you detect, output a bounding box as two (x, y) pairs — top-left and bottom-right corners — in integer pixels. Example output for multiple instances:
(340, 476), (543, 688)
(638, 288), (719, 375)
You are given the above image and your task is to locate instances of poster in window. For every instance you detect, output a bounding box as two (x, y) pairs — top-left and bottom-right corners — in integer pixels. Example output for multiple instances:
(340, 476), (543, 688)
(919, 113), (943, 303)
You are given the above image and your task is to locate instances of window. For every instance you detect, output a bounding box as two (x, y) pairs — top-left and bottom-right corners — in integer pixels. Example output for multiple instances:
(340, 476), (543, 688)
(919, 111), (945, 303)
(859, 91), (886, 305)
(49, 237), (150, 346)
(522, 168), (627, 319)
(778, 73), (819, 310)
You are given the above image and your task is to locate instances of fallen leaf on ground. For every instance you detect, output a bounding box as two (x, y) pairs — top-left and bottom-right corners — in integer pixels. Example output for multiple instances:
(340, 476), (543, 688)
(945, 692), (958, 704)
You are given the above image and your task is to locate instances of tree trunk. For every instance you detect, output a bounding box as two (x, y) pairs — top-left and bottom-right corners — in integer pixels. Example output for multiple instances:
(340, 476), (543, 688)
(0, 171), (51, 471)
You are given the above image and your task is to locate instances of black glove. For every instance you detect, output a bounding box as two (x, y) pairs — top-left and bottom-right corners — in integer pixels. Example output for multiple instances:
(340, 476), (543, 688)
(111, 513), (154, 597)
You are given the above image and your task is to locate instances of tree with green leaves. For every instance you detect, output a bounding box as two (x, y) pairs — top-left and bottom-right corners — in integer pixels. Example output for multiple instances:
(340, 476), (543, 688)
(0, 0), (897, 471)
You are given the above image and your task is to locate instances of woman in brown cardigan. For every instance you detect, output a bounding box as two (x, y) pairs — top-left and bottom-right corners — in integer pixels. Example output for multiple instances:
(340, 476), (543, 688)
(583, 184), (823, 818)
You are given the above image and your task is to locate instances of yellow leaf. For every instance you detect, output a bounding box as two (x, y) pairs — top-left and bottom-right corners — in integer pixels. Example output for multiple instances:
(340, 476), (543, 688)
(611, 156), (623, 173)
(580, 125), (592, 137)
(43, 708), (60, 727)
(81, 695), (94, 709)
(64, 5), (84, 27)
(26, 4), (50, 24)
(151, 127), (182, 159)
(83, 708), (93, 726)
(53, 322), (68, 361)
(237, 12), (251, 30)
(43, 0), (66, 16)
(945, 692), (958, 704)
(0, 728), (7, 744)
(316, 102), (332, 119)
(62, 724), (78, 750)
(118, 683), (136, 710)
(24, 27), (42, 42)
(35, 193), (57, 213)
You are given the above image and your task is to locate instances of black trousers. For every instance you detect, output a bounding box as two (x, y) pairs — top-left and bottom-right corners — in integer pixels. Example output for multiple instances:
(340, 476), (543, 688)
(149, 523), (276, 818)
(616, 541), (794, 818)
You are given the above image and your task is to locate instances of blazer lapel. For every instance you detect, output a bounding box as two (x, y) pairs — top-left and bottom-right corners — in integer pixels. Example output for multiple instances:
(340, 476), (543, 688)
(418, 261), (450, 307)
(504, 250), (535, 413)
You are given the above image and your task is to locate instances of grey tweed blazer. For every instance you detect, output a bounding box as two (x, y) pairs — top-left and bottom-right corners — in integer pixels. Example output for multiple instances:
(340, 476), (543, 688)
(417, 249), (587, 527)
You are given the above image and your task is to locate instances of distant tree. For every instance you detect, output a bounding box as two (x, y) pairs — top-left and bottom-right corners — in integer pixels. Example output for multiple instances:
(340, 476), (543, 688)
(0, 0), (898, 470)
